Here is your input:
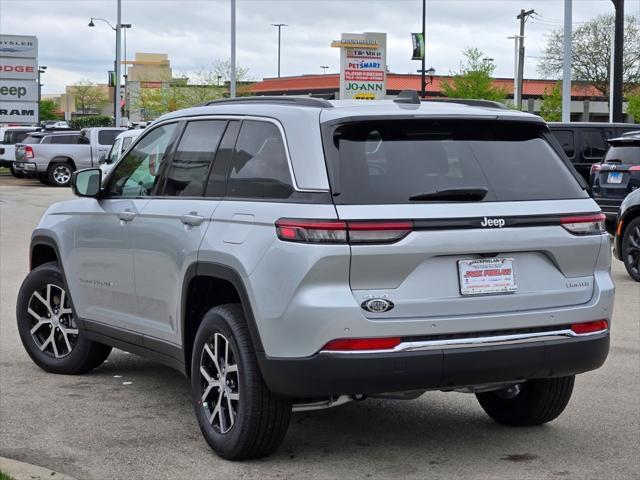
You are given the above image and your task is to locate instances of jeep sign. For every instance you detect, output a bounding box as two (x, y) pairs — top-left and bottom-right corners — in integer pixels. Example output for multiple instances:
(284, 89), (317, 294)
(0, 34), (38, 124)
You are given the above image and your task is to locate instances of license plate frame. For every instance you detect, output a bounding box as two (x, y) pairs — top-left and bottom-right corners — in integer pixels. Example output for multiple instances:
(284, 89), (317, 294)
(458, 257), (517, 296)
(607, 172), (623, 184)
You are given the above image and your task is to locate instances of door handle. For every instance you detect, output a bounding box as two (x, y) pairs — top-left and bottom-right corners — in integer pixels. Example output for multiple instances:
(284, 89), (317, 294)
(117, 210), (136, 223)
(180, 212), (205, 226)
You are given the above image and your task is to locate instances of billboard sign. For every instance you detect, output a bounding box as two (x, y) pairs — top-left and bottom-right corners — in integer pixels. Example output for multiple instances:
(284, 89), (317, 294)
(0, 34), (38, 124)
(332, 32), (387, 100)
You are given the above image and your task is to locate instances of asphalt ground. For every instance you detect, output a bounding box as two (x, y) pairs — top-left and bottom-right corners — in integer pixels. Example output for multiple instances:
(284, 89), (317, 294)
(1, 174), (638, 480)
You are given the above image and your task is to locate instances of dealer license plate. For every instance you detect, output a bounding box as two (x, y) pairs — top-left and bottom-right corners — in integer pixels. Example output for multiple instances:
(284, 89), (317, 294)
(607, 172), (623, 184)
(458, 257), (517, 296)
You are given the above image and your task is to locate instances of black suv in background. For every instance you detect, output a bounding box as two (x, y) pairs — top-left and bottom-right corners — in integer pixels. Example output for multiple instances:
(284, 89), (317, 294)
(590, 134), (640, 230)
(548, 123), (638, 181)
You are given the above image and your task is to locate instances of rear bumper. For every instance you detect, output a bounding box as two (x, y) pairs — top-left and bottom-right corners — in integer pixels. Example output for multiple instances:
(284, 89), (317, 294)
(13, 162), (38, 175)
(593, 197), (623, 220)
(258, 331), (609, 398)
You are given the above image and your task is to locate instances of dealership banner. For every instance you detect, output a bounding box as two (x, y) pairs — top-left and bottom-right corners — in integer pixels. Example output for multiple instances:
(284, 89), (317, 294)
(332, 32), (387, 100)
(411, 33), (424, 61)
(0, 34), (38, 124)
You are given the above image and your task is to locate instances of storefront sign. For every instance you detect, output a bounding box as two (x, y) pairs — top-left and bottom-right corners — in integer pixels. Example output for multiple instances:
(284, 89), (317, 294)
(0, 58), (37, 79)
(333, 32), (387, 100)
(0, 34), (38, 124)
(0, 79), (38, 102)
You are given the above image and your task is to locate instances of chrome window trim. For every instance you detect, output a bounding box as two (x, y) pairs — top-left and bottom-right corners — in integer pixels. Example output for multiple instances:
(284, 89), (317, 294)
(151, 114), (328, 193)
(320, 328), (609, 355)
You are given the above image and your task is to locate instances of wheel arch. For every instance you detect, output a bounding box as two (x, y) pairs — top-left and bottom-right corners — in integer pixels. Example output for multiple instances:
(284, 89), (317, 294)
(30, 235), (61, 270)
(49, 156), (76, 171)
(181, 262), (264, 377)
(618, 205), (640, 251)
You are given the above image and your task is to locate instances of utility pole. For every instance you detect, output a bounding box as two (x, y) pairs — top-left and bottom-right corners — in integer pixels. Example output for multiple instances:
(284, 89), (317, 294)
(420, 0), (426, 97)
(271, 24), (287, 77)
(516, 8), (535, 109)
(562, 0), (572, 122)
(507, 35), (521, 105)
(611, 0), (624, 122)
(230, 0), (236, 98)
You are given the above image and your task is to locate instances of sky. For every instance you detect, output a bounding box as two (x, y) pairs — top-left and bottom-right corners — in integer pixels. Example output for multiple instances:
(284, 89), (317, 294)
(1, 0), (638, 94)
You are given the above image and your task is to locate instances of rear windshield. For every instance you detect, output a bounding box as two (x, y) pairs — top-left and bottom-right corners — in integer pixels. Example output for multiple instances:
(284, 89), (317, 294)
(605, 145), (640, 164)
(324, 120), (587, 204)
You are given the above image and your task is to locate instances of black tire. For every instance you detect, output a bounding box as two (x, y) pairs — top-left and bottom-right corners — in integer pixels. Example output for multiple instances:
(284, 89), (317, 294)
(9, 163), (25, 178)
(476, 376), (575, 426)
(37, 173), (50, 185)
(621, 217), (640, 282)
(191, 304), (291, 460)
(47, 162), (74, 187)
(16, 261), (112, 374)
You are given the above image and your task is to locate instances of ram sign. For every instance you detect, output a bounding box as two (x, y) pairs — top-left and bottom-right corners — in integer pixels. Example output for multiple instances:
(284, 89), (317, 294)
(0, 34), (38, 124)
(332, 32), (387, 100)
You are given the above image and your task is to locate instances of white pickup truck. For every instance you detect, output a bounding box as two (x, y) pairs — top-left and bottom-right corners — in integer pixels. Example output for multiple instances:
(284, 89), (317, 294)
(15, 127), (125, 186)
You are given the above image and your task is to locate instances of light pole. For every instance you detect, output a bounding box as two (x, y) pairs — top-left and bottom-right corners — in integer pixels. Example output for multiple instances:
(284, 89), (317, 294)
(416, 67), (435, 96)
(420, 0), (426, 97)
(320, 65), (329, 74)
(271, 23), (287, 77)
(37, 66), (47, 125)
(88, 0), (127, 126)
(507, 35), (522, 106)
(230, 0), (236, 98)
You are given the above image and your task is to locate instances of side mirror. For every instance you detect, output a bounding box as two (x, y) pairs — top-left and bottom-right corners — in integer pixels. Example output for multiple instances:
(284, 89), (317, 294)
(98, 152), (109, 164)
(71, 168), (102, 197)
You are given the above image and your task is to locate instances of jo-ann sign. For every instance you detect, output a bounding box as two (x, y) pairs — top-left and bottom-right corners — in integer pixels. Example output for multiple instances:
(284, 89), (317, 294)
(332, 32), (387, 100)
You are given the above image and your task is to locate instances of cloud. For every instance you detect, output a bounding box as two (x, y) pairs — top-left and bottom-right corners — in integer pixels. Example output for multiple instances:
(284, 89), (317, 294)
(1, 0), (636, 94)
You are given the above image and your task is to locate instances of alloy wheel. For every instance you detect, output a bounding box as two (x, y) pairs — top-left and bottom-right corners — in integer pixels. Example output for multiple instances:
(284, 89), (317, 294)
(199, 332), (240, 434)
(624, 224), (640, 277)
(52, 165), (71, 185)
(28, 283), (78, 358)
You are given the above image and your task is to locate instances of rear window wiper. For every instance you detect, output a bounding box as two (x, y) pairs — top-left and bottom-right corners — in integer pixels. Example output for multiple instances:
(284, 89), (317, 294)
(409, 187), (488, 202)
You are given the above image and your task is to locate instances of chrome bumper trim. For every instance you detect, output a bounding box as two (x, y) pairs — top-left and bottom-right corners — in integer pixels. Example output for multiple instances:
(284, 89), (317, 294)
(320, 328), (609, 355)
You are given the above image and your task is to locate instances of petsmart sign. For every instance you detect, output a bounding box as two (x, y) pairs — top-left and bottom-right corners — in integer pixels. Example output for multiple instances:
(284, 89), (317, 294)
(332, 32), (387, 100)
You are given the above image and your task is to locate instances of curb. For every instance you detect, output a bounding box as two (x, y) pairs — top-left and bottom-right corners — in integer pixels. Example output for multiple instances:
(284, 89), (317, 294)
(0, 456), (77, 480)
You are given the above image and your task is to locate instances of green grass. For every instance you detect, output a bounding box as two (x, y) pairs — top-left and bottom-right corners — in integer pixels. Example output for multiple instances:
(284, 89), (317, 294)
(0, 470), (16, 480)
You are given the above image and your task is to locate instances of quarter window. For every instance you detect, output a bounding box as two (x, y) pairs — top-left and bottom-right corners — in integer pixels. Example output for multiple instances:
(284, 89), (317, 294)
(160, 120), (226, 197)
(107, 123), (177, 197)
(227, 121), (294, 199)
(98, 130), (121, 146)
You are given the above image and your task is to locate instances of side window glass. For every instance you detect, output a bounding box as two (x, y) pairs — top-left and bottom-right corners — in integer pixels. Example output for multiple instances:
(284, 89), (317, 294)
(227, 121), (294, 199)
(160, 120), (226, 197)
(107, 123), (177, 197)
(582, 129), (607, 159)
(98, 130), (120, 145)
(122, 137), (133, 150)
(107, 138), (122, 163)
(553, 130), (574, 158)
(205, 121), (240, 197)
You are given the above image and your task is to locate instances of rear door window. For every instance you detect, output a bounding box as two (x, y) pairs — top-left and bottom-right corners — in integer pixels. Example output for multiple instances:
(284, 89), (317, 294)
(49, 135), (79, 144)
(98, 130), (121, 146)
(324, 120), (587, 205)
(581, 129), (608, 159)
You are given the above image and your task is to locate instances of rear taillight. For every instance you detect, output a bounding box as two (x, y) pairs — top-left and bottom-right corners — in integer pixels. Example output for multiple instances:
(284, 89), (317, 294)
(629, 166), (640, 172)
(24, 146), (34, 159)
(560, 213), (606, 235)
(321, 337), (402, 351)
(590, 163), (602, 175)
(570, 319), (609, 335)
(275, 219), (413, 244)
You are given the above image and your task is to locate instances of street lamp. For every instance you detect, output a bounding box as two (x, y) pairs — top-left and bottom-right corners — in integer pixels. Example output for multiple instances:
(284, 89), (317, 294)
(271, 23), (287, 77)
(320, 65), (329, 74)
(88, 0), (127, 126)
(37, 66), (47, 125)
(416, 66), (436, 95)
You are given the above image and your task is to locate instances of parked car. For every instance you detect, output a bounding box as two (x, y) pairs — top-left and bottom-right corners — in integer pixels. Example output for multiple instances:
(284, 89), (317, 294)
(99, 128), (144, 176)
(548, 122), (638, 181)
(17, 92), (613, 460)
(12, 131), (82, 183)
(14, 127), (125, 186)
(589, 134), (640, 230)
(0, 126), (37, 177)
(614, 188), (640, 281)
(621, 130), (640, 138)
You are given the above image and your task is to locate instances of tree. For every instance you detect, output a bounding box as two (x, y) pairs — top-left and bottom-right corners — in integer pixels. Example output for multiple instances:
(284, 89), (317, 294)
(211, 59), (251, 85)
(441, 47), (507, 102)
(539, 82), (563, 122)
(628, 93), (640, 123)
(70, 79), (109, 114)
(538, 14), (640, 99)
(39, 99), (61, 121)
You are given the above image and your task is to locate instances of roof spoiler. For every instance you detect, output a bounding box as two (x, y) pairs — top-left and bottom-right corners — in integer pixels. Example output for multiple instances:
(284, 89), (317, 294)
(203, 96), (333, 108)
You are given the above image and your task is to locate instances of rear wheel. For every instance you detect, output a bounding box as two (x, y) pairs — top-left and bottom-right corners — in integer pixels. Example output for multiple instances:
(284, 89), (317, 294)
(476, 376), (575, 426)
(16, 262), (112, 374)
(191, 304), (291, 460)
(621, 217), (640, 282)
(48, 162), (73, 187)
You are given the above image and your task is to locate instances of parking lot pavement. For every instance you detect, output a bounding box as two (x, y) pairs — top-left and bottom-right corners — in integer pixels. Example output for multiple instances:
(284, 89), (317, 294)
(0, 174), (638, 480)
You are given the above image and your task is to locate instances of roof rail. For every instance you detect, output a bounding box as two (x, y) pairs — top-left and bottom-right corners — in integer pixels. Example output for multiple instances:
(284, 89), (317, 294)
(393, 90), (421, 105)
(424, 98), (509, 110)
(204, 96), (334, 108)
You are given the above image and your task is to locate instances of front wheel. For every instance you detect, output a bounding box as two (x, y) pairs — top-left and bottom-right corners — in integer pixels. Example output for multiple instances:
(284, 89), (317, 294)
(476, 376), (575, 426)
(16, 262), (112, 374)
(621, 217), (640, 282)
(191, 304), (291, 460)
(47, 162), (74, 187)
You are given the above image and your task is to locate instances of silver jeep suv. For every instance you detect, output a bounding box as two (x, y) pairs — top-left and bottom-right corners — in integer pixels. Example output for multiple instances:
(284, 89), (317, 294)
(17, 93), (614, 460)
